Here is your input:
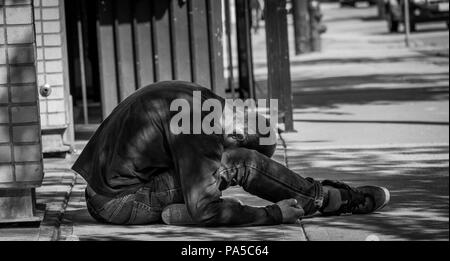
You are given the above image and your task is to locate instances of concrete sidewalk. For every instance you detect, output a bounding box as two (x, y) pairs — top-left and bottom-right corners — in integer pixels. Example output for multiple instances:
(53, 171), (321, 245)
(2, 143), (310, 241)
(50, 143), (309, 241)
(2, 141), (447, 241)
(61, 142), (449, 241)
(284, 142), (449, 241)
(0, 157), (78, 241)
(3, 139), (446, 241)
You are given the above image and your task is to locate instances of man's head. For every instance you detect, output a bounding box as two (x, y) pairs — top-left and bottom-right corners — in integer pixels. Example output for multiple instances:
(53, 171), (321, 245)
(222, 102), (277, 158)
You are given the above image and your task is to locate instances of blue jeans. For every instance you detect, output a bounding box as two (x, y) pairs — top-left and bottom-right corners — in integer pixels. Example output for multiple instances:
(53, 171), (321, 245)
(85, 148), (323, 225)
(85, 172), (184, 225)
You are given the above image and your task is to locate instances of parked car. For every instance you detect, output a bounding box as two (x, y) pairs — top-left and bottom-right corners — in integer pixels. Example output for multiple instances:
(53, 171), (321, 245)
(385, 0), (450, 32)
(339, 0), (378, 7)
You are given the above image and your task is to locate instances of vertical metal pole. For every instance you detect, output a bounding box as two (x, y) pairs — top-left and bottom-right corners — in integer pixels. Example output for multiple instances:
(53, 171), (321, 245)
(77, 0), (89, 125)
(404, 0), (411, 47)
(224, 0), (236, 98)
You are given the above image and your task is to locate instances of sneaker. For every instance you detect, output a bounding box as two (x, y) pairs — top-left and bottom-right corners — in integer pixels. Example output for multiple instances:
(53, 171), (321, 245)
(320, 180), (390, 216)
(161, 204), (197, 226)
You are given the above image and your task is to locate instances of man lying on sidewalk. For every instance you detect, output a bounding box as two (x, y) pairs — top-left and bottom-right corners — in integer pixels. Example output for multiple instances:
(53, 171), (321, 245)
(72, 81), (390, 226)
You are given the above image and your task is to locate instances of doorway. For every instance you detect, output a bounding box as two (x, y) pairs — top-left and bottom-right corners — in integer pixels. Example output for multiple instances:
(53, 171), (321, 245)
(65, 0), (102, 140)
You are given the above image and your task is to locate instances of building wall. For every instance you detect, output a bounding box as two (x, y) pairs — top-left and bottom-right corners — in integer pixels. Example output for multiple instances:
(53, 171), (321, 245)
(0, 0), (43, 188)
(33, 0), (71, 137)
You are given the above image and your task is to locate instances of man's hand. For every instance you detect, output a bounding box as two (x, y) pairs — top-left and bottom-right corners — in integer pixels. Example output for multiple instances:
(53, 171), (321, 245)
(277, 199), (305, 224)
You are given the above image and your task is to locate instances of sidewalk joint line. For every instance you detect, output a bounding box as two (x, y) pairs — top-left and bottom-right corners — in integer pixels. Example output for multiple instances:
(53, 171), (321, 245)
(50, 171), (78, 241)
(279, 128), (309, 241)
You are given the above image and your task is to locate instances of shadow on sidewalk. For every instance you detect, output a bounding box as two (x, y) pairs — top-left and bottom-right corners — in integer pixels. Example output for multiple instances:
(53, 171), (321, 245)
(376, 27), (450, 36)
(287, 145), (449, 240)
(256, 72), (448, 109)
(254, 55), (430, 69)
(290, 73), (448, 109)
(61, 187), (301, 241)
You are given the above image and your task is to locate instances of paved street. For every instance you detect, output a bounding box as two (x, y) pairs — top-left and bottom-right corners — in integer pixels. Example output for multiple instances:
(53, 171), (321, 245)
(0, 3), (448, 241)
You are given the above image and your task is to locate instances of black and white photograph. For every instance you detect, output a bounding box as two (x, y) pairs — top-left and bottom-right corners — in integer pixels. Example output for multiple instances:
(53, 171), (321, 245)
(0, 0), (448, 246)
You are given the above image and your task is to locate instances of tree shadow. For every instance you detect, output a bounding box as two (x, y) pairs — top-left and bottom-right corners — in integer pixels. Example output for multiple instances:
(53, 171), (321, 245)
(360, 16), (384, 22)
(60, 183), (303, 241)
(289, 73), (448, 109)
(254, 55), (431, 69)
(55, 147), (297, 241)
(286, 144), (449, 240)
(257, 72), (448, 109)
(377, 26), (450, 35)
(323, 10), (379, 23)
(35, 141), (449, 241)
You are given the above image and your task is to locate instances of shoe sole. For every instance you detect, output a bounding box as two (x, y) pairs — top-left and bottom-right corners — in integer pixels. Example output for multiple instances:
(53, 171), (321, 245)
(161, 204), (196, 226)
(357, 185), (391, 214)
(377, 187), (391, 211)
